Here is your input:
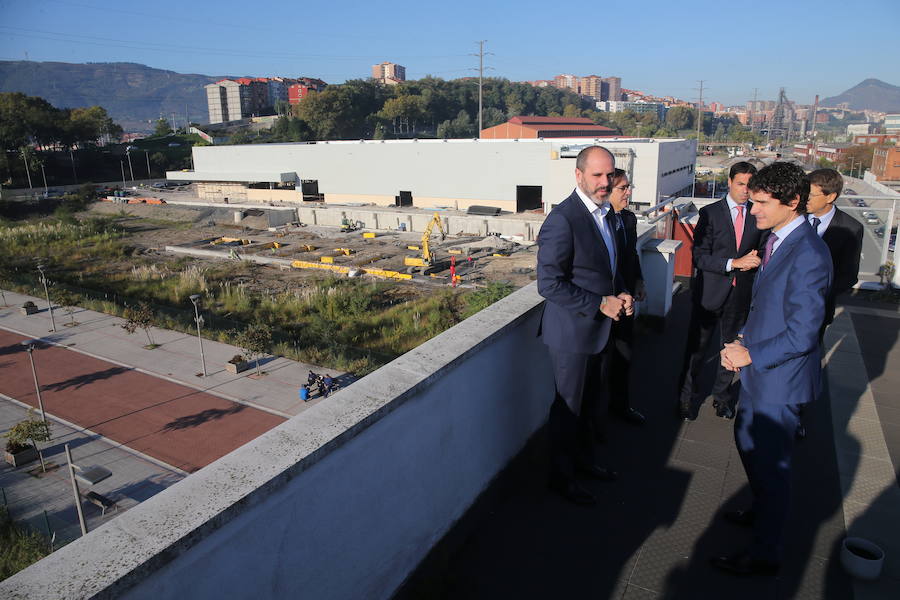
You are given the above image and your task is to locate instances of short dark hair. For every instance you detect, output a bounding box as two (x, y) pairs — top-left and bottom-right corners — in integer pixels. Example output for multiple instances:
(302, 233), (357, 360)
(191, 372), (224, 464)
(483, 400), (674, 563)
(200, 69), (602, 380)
(612, 167), (628, 185)
(807, 168), (843, 198)
(575, 145), (613, 172)
(748, 162), (810, 213)
(728, 161), (758, 180)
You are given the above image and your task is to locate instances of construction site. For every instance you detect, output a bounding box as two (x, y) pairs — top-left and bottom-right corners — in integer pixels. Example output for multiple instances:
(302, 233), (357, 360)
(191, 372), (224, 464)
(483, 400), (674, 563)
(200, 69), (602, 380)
(91, 187), (544, 291)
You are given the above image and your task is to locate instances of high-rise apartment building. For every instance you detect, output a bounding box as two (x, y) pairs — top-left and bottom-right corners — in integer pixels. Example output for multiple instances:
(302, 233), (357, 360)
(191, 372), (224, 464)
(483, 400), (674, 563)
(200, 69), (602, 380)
(372, 62), (406, 85)
(553, 74), (578, 92)
(579, 75), (602, 99)
(206, 76), (328, 123)
(602, 77), (621, 102)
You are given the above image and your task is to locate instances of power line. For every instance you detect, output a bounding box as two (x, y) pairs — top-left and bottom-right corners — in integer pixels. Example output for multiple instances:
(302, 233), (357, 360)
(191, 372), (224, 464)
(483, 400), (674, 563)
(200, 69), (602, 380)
(469, 41), (493, 136)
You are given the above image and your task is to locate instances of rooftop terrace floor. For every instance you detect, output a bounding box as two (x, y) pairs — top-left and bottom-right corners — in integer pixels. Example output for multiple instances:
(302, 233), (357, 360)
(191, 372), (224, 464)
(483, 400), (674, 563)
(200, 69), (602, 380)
(398, 291), (900, 600)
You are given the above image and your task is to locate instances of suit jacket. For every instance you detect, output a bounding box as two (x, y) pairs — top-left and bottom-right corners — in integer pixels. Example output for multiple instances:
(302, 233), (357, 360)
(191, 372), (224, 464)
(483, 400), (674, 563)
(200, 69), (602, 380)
(618, 209), (644, 295)
(692, 197), (763, 312)
(821, 207), (863, 325)
(740, 220), (832, 406)
(537, 191), (624, 354)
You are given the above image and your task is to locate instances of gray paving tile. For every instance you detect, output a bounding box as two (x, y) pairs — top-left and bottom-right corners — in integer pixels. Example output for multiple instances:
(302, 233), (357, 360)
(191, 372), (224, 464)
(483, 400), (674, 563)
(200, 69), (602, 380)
(621, 584), (659, 599)
(674, 439), (730, 472)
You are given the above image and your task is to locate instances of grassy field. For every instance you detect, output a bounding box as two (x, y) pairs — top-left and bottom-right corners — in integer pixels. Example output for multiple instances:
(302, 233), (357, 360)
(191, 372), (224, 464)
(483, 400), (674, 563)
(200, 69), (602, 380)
(0, 209), (514, 374)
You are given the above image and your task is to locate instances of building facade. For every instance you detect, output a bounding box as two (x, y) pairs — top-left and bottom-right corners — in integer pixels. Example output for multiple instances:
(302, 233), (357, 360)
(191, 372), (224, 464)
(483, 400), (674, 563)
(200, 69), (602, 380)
(872, 146), (900, 181)
(596, 101), (666, 121)
(167, 137), (697, 213)
(853, 134), (900, 146)
(885, 114), (900, 133)
(479, 116), (618, 139)
(372, 62), (406, 85)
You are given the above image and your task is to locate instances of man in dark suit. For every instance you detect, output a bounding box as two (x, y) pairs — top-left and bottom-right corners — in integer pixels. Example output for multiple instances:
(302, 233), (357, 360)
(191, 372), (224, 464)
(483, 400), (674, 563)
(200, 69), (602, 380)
(806, 168), (863, 337)
(608, 168), (646, 425)
(715, 162), (832, 576)
(537, 146), (633, 505)
(677, 162), (763, 420)
(792, 168), (865, 440)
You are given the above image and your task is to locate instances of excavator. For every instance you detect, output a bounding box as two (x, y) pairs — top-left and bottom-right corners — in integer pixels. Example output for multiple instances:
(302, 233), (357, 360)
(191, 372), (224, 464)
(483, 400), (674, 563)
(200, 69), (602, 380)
(404, 213), (446, 268)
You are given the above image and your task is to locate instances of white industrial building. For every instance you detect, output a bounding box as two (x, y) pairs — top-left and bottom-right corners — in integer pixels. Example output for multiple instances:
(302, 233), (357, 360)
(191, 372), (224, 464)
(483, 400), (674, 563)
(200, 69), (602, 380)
(166, 137), (697, 213)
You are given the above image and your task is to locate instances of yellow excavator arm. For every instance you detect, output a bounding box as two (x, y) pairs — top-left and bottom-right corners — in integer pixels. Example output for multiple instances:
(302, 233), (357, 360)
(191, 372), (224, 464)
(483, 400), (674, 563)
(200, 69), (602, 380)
(421, 213), (445, 264)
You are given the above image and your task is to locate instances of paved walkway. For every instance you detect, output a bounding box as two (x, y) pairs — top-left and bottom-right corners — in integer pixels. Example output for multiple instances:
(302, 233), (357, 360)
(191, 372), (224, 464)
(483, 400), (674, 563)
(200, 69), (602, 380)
(397, 291), (900, 599)
(0, 289), (346, 418)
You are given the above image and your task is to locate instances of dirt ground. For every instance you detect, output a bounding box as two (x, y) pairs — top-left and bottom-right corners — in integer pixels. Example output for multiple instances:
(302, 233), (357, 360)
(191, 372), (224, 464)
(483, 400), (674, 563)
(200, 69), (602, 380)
(85, 202), (539, 293)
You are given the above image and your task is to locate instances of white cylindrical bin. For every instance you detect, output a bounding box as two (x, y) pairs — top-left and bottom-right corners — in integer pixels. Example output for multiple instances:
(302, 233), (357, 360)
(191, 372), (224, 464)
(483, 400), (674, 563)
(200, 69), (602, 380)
(841, 537), (884, 580)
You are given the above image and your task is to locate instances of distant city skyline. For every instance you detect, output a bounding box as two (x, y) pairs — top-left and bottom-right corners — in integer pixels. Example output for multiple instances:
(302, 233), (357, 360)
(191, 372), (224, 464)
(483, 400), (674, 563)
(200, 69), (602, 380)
(0, 0), (896, 107)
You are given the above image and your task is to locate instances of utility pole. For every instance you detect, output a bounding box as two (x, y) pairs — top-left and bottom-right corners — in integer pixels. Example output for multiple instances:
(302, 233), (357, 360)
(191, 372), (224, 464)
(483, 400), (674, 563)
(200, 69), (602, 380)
(145, 150), (151, 179)
(749, 88), (758, 132)
(172, 112), (178, 133)
(470, 41), (493, 137)
(695, 80), (705, 145)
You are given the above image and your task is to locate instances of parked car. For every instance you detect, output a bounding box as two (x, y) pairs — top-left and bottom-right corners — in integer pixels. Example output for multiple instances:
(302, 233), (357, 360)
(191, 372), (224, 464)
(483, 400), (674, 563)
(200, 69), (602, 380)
(866, 216), (880, 225)
(844, 189), (857, 195)
(854, 199), (867, 207)
(874, 226), (885, 238)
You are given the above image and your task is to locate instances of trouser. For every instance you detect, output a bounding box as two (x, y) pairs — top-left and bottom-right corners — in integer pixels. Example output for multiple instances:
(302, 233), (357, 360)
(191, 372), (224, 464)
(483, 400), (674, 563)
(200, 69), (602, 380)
(609, 317), (635, 413)
(678, 292), (748, 409)
(547, 346), (610, 483)
(734, 394), (802, 562)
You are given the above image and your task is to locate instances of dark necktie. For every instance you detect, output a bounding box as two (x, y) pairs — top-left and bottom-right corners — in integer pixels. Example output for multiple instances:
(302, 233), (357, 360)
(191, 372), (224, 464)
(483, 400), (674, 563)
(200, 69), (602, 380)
(762, 233), (778, 269)
(810, 216), (821, 234)
(614, 213), (626, 253)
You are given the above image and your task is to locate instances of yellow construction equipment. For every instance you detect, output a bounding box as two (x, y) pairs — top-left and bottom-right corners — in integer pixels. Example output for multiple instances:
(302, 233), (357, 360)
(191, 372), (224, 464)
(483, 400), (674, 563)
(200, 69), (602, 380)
(404, 213), (445, 267)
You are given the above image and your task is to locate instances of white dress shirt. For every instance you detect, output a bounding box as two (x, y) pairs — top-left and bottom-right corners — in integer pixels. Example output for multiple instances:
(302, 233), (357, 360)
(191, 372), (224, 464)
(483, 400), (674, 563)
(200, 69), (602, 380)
(808, 205), (835, 237)
(574, 187), (616, 272)
(725, 194), (749, 273)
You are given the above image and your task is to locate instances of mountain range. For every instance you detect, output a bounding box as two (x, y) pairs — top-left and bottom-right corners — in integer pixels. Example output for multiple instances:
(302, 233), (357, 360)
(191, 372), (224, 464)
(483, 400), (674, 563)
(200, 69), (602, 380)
(0, 61), (230, 132)
(821, 78), (900, 113)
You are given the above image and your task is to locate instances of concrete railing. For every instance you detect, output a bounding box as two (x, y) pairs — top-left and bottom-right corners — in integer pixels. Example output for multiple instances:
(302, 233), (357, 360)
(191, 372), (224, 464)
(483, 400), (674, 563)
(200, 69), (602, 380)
(1, 284), (553, 600)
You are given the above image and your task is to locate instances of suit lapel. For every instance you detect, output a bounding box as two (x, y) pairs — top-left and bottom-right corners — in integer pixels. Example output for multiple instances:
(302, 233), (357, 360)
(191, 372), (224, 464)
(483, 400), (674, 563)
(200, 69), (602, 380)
(571, 192), (613, 274)
(752, 224), (805, 297)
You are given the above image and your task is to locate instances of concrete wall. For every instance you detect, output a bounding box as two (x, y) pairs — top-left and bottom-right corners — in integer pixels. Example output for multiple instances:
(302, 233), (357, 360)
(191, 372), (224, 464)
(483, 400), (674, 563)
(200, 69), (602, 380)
(0, 286), (551, 600)
(184, 138), (695, 213)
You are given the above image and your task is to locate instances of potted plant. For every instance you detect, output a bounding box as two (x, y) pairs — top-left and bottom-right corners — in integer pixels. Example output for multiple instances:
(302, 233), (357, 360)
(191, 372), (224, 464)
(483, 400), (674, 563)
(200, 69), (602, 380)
(3, 410), (51, 469)
(20, 301), (39, 316)
(225, 354), (250, 374)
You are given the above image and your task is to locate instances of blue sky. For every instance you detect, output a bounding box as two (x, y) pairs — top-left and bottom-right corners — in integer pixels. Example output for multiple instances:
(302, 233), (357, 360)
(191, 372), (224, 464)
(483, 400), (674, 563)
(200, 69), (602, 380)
(1, 0), (897, 106)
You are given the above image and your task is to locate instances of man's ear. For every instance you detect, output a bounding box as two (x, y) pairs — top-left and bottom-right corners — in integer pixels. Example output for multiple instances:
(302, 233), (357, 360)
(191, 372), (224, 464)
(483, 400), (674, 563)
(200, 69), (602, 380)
(789, 194), (800, 211)
(825, 192), (838, 206)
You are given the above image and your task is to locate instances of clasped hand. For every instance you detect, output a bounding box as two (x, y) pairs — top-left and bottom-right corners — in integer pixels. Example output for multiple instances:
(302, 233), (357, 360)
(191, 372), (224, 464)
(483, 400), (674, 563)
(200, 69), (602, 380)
(601, 293), (634, 321)
(720, 340), (751, 372)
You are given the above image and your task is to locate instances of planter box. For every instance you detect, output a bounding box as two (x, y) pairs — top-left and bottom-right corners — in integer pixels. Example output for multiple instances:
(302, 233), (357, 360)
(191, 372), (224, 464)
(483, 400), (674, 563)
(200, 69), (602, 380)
(4, 446), (38, 468)
(20, 305), (39, 316)
(225, 360), (251, 374)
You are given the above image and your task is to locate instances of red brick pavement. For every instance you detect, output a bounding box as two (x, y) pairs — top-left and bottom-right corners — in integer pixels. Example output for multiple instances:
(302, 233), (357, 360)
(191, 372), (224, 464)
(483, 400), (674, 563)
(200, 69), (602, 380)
(0, 328), (285, 472)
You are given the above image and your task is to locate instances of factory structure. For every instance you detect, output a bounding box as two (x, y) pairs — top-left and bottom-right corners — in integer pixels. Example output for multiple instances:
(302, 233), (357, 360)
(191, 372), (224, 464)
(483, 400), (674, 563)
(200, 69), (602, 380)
(166, 137), (697, 214)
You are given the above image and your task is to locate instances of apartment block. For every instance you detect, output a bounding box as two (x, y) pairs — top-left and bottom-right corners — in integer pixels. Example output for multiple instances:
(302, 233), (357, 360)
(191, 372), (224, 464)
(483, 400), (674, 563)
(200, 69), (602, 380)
(372, 62), (406, 85)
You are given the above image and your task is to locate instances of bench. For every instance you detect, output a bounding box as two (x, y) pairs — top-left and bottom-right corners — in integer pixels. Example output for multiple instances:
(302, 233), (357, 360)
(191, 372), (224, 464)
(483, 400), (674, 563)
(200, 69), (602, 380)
(83, 491), (118, 516)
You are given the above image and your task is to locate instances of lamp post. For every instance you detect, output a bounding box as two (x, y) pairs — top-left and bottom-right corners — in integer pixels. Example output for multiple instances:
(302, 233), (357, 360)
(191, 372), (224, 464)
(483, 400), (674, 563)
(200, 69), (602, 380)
(20, 340), (47, 424)
(189, 294), (207, 376)
(36, 264), (56, 332)
(126, 151), (134, 182)
(64, 444), (88, 536)
(120, 160), (126, 190)
(40, 163), (48, 195)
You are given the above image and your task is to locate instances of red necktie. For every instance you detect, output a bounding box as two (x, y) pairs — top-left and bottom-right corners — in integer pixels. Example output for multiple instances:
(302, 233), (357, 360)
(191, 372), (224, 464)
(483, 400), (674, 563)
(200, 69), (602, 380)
(732, 205), (744, 287)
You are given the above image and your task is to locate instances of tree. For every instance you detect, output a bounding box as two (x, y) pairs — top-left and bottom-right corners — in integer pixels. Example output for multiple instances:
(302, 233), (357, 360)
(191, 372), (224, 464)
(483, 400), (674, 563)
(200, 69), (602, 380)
(122, 303), (156, 347)
(150, 151), (169, 174)
(665, 106), (694, 131)
(4, 409), (52, 472)
(153, 118), (173, 137)
(232, 323), (273, 376)
(53, 289), (79, 326)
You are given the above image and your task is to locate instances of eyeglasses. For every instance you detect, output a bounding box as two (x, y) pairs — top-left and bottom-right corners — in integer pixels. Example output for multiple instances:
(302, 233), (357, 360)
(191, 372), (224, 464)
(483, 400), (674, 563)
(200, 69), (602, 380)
(613, 184), (633, 191)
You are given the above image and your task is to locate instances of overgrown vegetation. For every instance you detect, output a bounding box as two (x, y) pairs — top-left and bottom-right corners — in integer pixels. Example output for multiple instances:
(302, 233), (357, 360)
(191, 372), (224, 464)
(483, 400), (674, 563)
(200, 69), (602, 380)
(0, 213), (516, 375)
(0, 506), (49, 582)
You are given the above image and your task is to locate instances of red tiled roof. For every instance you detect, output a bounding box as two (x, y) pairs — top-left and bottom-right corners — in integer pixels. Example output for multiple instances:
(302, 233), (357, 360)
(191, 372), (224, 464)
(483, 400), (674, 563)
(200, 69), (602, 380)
(509, 116), (595, 125)
(526, 124), (616, 133)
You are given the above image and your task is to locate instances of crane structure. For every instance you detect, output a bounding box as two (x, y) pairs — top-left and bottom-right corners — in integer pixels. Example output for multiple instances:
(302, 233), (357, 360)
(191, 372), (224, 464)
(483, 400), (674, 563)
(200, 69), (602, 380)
(404, 213), (446, 268)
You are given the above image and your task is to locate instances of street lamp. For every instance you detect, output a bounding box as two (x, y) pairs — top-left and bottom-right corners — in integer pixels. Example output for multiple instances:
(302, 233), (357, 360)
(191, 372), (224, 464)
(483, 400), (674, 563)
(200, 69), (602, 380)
(189, 294), (207, 376)
(36, 264), (56, 332)
(20, 340), (47, 424)
(126, 151), (134, 182)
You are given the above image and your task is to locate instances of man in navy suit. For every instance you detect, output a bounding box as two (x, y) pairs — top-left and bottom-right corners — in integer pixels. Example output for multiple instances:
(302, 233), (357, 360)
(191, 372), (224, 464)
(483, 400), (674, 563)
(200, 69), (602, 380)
(537, 146), (633, 506)
(678, 162), (763, 420)
(713, 162), (832, 576)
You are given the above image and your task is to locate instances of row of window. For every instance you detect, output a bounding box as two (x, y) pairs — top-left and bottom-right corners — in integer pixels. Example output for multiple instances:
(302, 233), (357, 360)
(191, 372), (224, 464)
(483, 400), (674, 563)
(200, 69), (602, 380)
(662, 164), (694, 177)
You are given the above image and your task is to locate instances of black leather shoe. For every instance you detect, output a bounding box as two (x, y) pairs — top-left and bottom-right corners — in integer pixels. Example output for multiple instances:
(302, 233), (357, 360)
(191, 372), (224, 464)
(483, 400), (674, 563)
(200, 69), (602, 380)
(576, 463), (619, 481)
(723, 509), (756, 528)
(713, 401), (735, 419)
(710, 552), (779, 577)
(616, 407), (646, 426)
(795, 424), (806, 440)
(549, 480), (598, 506)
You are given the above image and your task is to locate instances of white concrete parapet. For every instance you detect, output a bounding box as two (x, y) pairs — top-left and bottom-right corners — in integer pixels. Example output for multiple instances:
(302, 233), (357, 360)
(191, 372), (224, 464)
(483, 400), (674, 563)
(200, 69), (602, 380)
(0, 284), (553, 600)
